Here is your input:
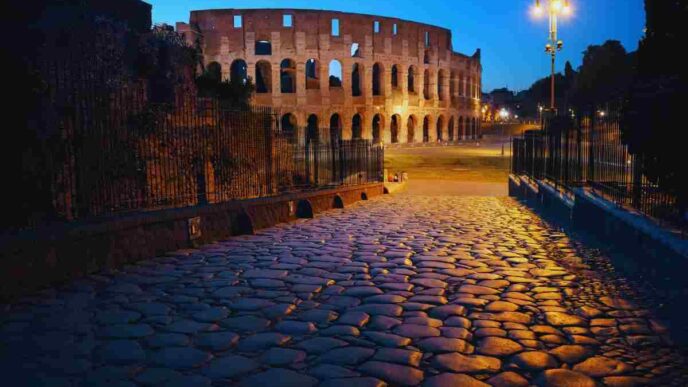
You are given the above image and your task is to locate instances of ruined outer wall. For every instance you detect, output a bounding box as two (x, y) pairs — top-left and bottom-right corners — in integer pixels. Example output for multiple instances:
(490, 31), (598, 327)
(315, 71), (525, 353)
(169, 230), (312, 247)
(177, 8), (482, 144)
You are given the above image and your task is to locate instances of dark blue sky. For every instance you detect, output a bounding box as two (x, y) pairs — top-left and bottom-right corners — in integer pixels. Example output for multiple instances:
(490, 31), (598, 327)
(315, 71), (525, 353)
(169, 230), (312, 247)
(148, 0), (646, 92)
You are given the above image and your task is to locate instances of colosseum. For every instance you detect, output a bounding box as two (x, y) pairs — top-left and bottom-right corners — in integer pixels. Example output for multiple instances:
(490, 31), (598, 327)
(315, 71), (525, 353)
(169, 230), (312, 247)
(177, 8), (482, 145)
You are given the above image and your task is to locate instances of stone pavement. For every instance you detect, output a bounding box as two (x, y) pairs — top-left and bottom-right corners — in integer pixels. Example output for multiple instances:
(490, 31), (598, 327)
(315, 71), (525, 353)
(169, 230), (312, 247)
(2, 195), (687, 386)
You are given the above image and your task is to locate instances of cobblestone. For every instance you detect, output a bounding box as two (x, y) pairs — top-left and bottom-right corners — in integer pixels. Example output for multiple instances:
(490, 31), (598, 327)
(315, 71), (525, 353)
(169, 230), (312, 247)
(2, 195), (687, 385)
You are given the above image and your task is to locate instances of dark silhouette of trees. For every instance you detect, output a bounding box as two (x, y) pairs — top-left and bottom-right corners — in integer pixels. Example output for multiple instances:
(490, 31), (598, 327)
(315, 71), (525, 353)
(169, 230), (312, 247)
(569, 40), (636, 112)
(621, 0), (688, 209)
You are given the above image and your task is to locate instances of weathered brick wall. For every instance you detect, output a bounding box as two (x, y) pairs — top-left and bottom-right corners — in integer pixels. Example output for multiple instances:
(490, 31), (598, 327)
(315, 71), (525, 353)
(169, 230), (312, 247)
(177, 9), (483, 144)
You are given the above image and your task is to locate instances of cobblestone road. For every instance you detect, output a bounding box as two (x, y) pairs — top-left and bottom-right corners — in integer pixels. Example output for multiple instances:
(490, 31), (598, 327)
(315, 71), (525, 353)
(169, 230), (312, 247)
(2, 195), (687, 386)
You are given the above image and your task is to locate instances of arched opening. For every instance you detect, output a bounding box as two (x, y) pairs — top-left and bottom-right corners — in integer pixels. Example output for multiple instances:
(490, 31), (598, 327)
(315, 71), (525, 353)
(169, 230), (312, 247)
(423, 49), (430, 64)
(390, 115), (400, 144)
(407, 115), (417, 143)
(330, 114), (342, 143)
(296, 200), (314, 218)
(361, 192), (368, 201)
(472, 117), (478, 139)
(281, 113), (297, 138)
(230, 59), (248, 84)
(280, 59), (296, 93)
(305, 59), (319, 90)
(333, 195), (344, 209)
(206, 62), (222, 82)
(255, 40), (272, 55)
(307, 114), (319, 143)
(329, 60), (343, 87)
(351, 63), (362, 96)
(450, 71), (458, 101)
(438, 70), (446, 101)
(352, 114), (363, 140)
(448, 117), (455, 142)
(423, 116), (430, 142)
(407, 66), (416, 93)
(372, 114), (382, 143)
(459, 116), (465, 139)
(391, 65), (399, 89)
(423, 69), (431, 100)
(232, 210), (255, 236)
(436, 115), (444, 142)
(372, 63), (382, 96)
(351, 42), (361, 57)
(255, 61), (272, 93)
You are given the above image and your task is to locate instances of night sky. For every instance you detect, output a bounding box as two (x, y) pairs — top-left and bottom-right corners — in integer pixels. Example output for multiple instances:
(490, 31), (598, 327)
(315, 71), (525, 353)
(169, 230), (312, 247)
(148, 0), (646, 93)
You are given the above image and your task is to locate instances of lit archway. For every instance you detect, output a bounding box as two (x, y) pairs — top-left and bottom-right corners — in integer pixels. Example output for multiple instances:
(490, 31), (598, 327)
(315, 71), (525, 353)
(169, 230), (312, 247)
(423, 115), (431, 142)
(255, 61), (272, 93)
(372, 114), (383, 143)
(391, 114), (400, 144)
(407, 115), (417, 143)
(436, 115), (445, 142)
(330, 114), (342, 143)
(352, 114), (363, 140)
(280, 59), (296, 93)
(306, 114), (319, 143)
(230, 59), (248, 84)
(305, 59), (319, 90)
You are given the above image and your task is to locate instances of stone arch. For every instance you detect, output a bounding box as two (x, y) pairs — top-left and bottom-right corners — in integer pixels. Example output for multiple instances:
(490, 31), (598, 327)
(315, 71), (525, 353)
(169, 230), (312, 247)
(206, 62), (222, 82)
(423, 115), (431, 142)
(372, 114), (383, 143)
(407, 115), (417, 143)
(448, 116), (455, 142)
(296, 199), (314, 218)
(361, 192), (368, 200)
(281, 113), (297, 138)
(333, 195), (344, 209)
(459, 116), (465, 139)
(352, 114), (363, 140)
(391, 65), (399, 89)
(280, 59), (296, 93)
(436, 115), (445, 142)
(423, 69), (431, 100)
(408, 66), (416, 93)
(329, 59), (343, 87)
(255, 60), (272, 93)
(372, 63), (383, 96)
(390, 114), (401, 144)
(352, 63), (363, 97)
(305, 58), (320, 90)
(438, 69), (447, 101)
(230, 59), (248, 84)
(306, 114), (319, 143)
(231, 210), (255, 235)
(330, 113), (342, 143)
(450, 71), (458, 101)
(255, 40), (272, 55)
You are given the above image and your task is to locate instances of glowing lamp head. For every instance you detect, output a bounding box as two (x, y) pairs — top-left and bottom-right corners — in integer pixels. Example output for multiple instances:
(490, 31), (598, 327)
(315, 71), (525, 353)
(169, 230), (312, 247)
(562, 0), (572, 15)
(552, 0), (564, 12)
(532, 1), (544, 17)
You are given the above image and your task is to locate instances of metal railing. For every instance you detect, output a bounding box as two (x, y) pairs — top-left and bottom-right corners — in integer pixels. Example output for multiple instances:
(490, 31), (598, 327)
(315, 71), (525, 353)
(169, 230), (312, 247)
(9, 77), (383, 230)
(512, 111), (686, 231)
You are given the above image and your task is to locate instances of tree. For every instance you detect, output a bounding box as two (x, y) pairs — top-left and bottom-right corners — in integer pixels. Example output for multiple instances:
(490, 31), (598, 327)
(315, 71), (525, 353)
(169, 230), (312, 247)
(621, 1), (688, 212)
(569, 40), (635, 112)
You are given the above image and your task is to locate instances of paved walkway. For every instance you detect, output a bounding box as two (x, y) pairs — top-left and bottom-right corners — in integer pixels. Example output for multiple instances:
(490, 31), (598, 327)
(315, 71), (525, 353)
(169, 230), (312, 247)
(2, 195), (687, 386)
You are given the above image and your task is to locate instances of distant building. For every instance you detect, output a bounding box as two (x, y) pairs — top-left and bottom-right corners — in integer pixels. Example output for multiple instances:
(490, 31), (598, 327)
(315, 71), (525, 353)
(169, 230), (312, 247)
(177, 8), (483, 144)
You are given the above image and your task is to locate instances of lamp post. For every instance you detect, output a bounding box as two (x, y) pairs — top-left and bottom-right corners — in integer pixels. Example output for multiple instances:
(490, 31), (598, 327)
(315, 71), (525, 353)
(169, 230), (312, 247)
(532, 0), (572, 111)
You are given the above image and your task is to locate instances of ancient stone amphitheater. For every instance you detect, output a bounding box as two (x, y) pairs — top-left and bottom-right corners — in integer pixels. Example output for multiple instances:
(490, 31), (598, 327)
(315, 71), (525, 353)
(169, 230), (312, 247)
(178, 9), (482, 145)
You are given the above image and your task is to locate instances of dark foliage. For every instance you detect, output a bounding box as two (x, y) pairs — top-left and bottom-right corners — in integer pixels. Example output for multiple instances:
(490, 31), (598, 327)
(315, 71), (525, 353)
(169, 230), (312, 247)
(621, 0), (688, 208)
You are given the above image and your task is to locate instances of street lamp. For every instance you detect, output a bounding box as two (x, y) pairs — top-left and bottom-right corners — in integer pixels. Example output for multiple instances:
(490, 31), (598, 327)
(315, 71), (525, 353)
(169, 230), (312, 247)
(532, 0), (572, 111)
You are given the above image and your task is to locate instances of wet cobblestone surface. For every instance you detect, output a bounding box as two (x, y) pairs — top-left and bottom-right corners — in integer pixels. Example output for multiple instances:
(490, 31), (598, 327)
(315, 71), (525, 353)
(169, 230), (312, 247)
(2, 195), (687, 386)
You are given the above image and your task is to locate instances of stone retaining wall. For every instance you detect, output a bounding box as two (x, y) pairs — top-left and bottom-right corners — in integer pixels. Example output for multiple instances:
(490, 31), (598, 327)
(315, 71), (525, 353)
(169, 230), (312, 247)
(0, 184), (383, 300)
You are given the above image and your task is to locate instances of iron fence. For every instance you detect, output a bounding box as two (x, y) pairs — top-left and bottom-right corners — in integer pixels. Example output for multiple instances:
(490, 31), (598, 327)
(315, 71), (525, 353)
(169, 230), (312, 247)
(11, 79), (383, 230)
(512, 111), (686, 231)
